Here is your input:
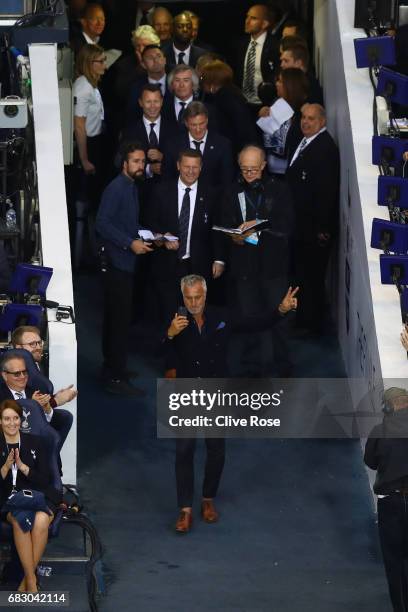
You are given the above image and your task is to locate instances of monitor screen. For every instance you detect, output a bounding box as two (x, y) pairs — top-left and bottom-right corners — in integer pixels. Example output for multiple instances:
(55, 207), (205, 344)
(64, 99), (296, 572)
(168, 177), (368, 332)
(0, 1), (31, 18)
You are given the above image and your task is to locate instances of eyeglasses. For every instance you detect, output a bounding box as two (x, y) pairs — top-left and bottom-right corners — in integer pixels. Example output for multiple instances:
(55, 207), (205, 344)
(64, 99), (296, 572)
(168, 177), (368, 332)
(92, 57), (107, 64)
(21, 340), (43, 349)
(4, 369), (28, 378)
(240, 166), (262, 175)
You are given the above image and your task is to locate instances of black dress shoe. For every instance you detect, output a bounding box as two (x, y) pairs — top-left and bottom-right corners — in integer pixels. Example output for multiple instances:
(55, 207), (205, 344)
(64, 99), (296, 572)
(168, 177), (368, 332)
(104, 379), (145, 397)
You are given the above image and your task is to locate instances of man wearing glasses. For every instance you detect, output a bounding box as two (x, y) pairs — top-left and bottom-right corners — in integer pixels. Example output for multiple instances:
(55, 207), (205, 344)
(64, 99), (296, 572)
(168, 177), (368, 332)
(220, 145), (294, 376)
(8, 327), (75, 463)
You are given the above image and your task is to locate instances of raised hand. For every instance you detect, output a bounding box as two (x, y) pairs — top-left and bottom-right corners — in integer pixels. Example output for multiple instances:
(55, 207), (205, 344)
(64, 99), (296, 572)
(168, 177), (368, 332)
(278, 286), (299, 314)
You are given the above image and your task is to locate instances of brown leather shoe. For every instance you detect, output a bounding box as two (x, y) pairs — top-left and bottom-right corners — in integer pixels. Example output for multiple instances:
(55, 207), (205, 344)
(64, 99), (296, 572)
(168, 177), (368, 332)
(201, 500), (218, 523)
(175, 510), (192, 533)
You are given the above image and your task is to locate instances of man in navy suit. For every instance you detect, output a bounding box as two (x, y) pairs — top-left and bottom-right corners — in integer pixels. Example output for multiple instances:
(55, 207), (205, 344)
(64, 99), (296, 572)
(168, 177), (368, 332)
(147, 149), (225, 323)
(96, 142), (153, 395)
(162, 101), (233, 195)
(161, 12), (206, 70)
(125, 44), (170, 127)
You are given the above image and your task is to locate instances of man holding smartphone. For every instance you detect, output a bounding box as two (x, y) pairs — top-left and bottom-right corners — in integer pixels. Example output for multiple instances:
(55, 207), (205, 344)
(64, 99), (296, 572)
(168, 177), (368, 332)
(165, 274), (298, 533)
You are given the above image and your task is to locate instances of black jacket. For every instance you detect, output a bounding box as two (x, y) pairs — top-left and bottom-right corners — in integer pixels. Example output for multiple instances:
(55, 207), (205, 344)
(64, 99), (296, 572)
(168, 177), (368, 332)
(286, 130), (340, 241)
(161, 41), (207, 70)
(364, 408), (408, 494)
(164, 305), (284, 377)
(0, 432), (60, 508)
(221, 177), (294, 280)
(146, 179), (222, 281)
(234, 33), (280, 90)
(161, 129), (234, 193)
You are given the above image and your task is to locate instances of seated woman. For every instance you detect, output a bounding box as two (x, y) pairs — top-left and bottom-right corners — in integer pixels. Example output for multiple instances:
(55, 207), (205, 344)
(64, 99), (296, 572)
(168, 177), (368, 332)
(0, 400), (61, 592)
(258, 68), (309, 177)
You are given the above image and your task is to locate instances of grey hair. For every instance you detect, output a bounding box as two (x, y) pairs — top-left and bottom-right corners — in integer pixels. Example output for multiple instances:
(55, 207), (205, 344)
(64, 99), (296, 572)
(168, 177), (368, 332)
(1, 353), (25, 372)
(168, 65), (200, 92)
(301, 102), (326, 118)
(180, 274), (207, 293)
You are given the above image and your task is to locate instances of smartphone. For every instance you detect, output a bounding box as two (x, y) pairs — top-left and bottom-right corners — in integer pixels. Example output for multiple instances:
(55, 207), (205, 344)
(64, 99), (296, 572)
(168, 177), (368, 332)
(177, 306), (188, 317)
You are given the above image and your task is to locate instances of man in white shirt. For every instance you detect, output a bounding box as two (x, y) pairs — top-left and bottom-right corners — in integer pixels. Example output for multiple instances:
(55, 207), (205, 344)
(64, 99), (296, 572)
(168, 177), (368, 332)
(162, 12), (206, 70)
(166, 65), (198, 125)
(236, 4), (279, 110)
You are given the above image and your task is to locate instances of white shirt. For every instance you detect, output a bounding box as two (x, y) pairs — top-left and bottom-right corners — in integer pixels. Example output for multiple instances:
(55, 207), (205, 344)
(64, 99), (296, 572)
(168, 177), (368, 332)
(188, 131), (207, 154)
(73, 75), (104, 137)
(173, 44), (191, 66)
(174, 95), (193, 121)
(243, 31), (267, 104)
(143, 115), (161, 178)
(148, 74), (167, 95)
(82, 31), (99, 45)
(289, 127), (327, 166)
(177, 178), (197, 259)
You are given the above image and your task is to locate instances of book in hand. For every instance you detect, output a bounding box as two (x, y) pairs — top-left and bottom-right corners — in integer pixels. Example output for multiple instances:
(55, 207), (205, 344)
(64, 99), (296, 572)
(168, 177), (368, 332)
(138, 229), (178, 242)
(212, 219), (270, 235)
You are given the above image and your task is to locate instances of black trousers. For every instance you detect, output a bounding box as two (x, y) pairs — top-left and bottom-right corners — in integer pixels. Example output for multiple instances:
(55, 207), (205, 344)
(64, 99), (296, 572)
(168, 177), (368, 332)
(102, 267), (134, 379)
(155, 259), (193, 326)
(378, 493), (408, 612)
(293, 239), (331, 331)
(175, 438), (225, 508)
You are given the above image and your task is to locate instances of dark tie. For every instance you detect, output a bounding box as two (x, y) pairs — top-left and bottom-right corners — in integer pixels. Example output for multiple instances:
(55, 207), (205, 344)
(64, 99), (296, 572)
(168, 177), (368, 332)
(192, 140), (203, 152)
(149, 123), (159, 148)
(178, 187), (191, 259)
(178, 101), (186, 122)
(140, 9), (149, 25)
(178, 52), (186, 65)
(242, 40), (257, 99)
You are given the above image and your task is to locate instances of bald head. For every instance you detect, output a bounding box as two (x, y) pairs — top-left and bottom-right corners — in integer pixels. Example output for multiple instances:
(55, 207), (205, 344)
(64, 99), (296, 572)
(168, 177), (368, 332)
(152, 6), (173, 42)
(245, 4), (270, 38)
(238, 146), (266, 183)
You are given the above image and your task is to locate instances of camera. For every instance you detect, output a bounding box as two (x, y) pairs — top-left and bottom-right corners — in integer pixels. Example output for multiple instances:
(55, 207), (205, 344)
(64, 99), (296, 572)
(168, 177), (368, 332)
(0, 96), (28, 129)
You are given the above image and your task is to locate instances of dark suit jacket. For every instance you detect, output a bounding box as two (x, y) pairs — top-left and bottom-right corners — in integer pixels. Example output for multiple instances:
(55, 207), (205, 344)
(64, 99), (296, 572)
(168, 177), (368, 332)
(221, 177), (294, 281)
(234, 32), (280, 90)
(161, 41), (207, 69)
(0, 432), (60, 508)
(0, 383), (34, 403)
(125, 75), (172, 127)
(286, 130), (340, 240)
(161, 130), (234, 193)
(146, 179), (222, 281)
(164, 304), (285, 377)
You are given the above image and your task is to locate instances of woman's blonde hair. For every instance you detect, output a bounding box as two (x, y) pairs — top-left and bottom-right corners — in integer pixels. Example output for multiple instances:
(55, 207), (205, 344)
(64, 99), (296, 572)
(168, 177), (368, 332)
(75, 43), (105, 87)
(131, 25), (160, 47)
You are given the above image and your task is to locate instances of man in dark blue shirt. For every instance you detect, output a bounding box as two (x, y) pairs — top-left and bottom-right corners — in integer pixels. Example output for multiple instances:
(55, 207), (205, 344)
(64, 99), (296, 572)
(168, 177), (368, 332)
(96, 142), (153, 396)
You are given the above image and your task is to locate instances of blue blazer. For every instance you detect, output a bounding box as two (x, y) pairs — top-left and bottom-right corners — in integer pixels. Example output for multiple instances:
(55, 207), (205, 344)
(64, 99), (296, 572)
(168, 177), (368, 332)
(96, 173), (143, 273)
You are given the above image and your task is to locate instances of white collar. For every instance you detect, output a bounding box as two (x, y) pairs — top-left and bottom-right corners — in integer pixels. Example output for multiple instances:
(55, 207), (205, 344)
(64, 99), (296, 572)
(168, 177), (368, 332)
(173, 44), (191, 56)
(251, 31), (267, 45)
(143, 115), (161, 128)
(175, 95), (193, 106)
(83, 31), (99, 44)
(189, 131), (208, 144)
(148, 74), (166, 84)
(304, 126), (327, 144)
(178, 178), (197, 192)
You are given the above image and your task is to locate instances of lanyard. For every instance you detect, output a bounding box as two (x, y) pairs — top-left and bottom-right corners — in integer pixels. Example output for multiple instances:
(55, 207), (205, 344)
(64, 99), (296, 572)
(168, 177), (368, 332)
(244, 192), (262, 219)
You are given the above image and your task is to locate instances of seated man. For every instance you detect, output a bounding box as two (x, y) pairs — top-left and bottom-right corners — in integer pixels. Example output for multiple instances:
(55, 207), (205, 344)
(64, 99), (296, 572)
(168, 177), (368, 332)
(10, 326), (75, 454)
